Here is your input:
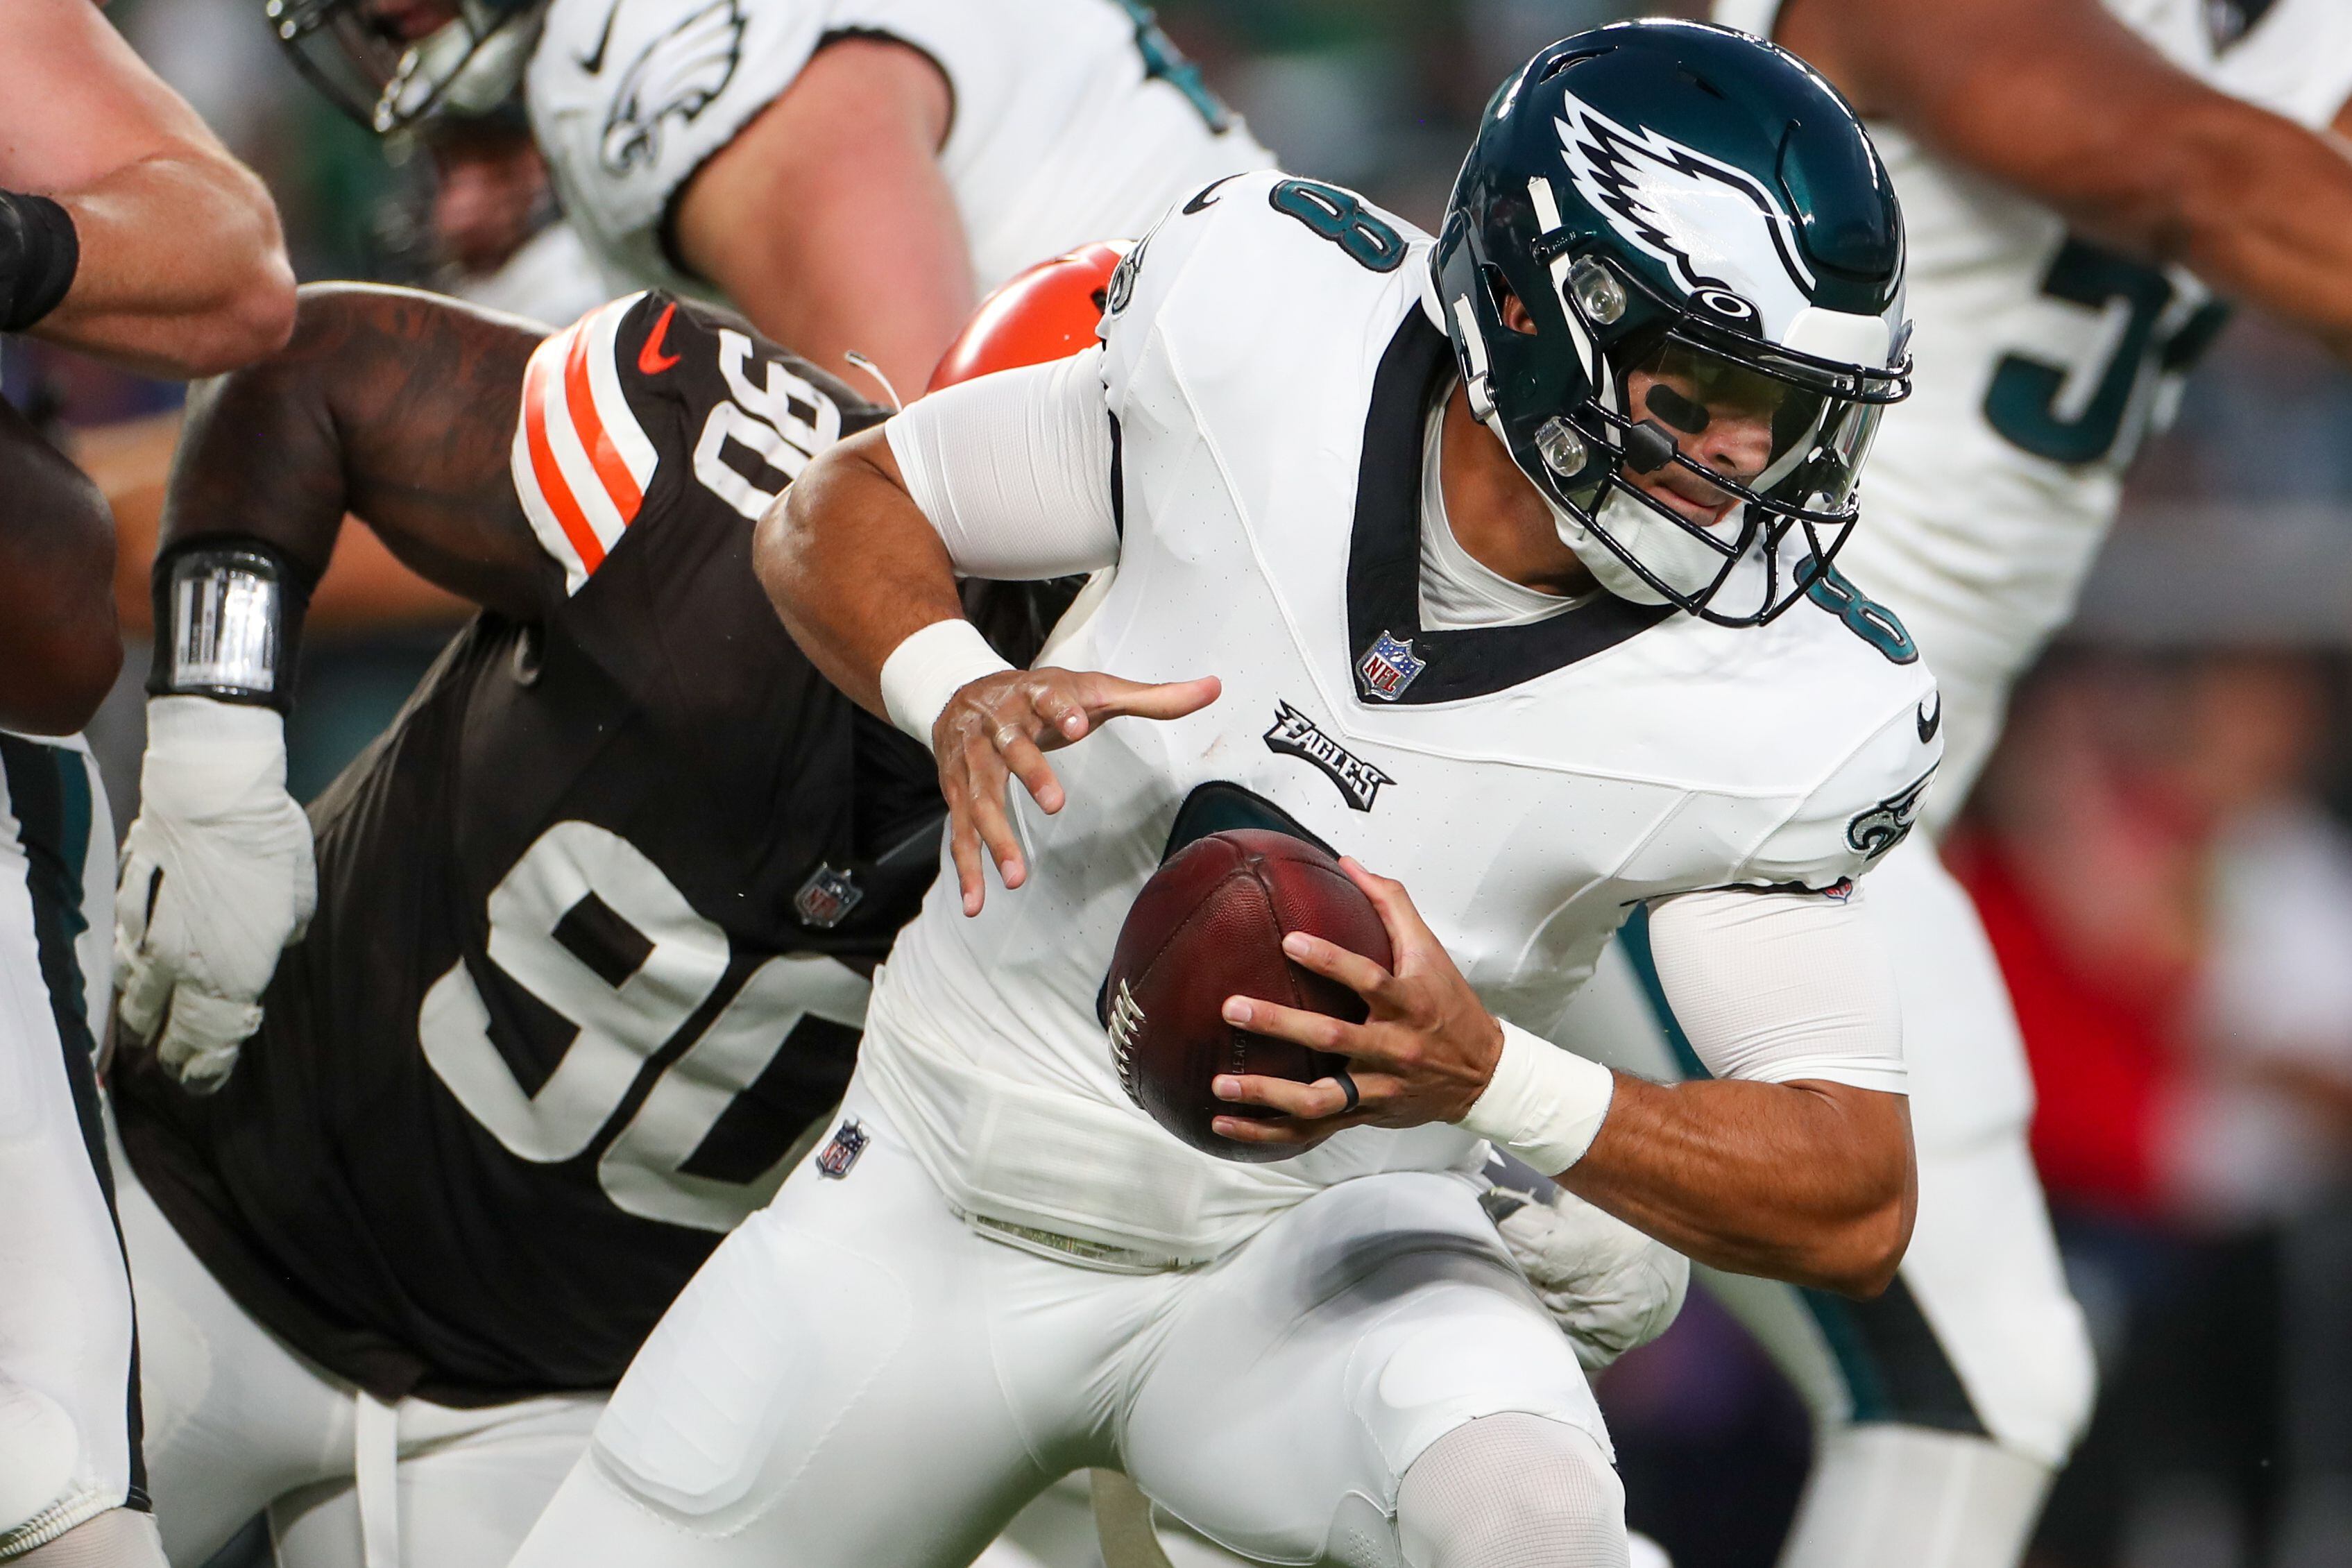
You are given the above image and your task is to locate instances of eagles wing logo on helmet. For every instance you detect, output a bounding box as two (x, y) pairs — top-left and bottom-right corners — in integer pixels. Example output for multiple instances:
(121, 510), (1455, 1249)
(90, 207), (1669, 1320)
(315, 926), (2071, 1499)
(599, 0), (747, 175)
(1554, 90), (1815, 332)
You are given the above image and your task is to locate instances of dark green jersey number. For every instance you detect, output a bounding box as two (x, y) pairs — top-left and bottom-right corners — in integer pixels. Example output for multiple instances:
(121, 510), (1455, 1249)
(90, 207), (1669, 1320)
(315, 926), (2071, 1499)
(1806, 562), (1918, 665)
(1984, 236), (2231, 466)
(1268, 179), (1408, 274)
(1111, 0), (1234, 135)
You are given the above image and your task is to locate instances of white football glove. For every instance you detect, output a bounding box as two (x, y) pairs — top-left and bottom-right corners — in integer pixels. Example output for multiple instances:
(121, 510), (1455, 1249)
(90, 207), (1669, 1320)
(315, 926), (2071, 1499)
(114, 696), (316, 1091)
(1484, 1152), (1690, 1372)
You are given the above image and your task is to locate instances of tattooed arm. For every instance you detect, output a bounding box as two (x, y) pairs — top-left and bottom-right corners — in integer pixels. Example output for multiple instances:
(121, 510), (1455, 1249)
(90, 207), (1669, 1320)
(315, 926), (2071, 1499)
(160, 282), (557, 615)
(119, 284), (557, 1087)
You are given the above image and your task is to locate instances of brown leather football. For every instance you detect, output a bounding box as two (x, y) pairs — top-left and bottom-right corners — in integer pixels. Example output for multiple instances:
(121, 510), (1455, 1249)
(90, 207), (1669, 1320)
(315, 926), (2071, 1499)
(1103, 829), (1393, 1163)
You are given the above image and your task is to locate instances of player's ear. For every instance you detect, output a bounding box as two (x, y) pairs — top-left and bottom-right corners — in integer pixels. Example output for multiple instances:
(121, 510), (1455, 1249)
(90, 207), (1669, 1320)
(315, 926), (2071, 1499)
(1495, 284), (1538, 336)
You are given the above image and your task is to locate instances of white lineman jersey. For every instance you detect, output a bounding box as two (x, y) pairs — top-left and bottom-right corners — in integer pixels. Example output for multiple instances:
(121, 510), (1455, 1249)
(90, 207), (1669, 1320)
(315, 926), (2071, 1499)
(1717, 0), (2352, 817)
(525, 0), (1274, 304)
(860, 171), (1942, 1264)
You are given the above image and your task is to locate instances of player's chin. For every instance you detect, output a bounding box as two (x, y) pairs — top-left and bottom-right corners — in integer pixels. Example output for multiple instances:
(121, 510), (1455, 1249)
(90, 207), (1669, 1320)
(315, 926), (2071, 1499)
(1636, 477), (1737, 529)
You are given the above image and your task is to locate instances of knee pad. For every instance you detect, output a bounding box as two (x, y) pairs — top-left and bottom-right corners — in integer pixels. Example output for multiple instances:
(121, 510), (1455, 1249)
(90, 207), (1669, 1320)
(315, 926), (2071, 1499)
(6, 1511), (166, 1568)
(1780, 1426), (2053, 1568)
(1397, 1413), (1628, 1568)
(0, 1379), (77, 1539)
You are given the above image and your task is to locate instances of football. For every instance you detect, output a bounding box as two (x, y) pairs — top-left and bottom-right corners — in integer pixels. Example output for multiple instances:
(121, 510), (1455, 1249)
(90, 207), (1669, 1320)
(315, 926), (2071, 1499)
(1102, 830), (1394, 1163)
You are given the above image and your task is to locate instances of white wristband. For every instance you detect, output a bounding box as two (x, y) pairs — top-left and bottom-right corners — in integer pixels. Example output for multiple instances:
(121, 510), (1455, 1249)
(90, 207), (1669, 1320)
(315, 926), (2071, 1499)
(879, 618), (1015, 747)
(1460, 1021), (1617, 1175)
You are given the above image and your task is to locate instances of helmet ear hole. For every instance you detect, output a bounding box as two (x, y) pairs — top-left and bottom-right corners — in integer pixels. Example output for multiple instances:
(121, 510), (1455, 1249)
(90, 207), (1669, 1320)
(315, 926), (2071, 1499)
(1484, 267), (1536, 335)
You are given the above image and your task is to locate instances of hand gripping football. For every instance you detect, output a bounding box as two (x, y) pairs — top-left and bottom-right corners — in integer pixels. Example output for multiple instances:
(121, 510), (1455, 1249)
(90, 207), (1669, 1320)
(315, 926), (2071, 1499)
(1102, 830), (1393, 1163)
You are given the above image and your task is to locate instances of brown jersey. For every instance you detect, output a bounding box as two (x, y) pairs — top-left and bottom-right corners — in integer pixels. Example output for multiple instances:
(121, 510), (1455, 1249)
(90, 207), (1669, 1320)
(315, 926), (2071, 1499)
(118, 294), (1016, 1404)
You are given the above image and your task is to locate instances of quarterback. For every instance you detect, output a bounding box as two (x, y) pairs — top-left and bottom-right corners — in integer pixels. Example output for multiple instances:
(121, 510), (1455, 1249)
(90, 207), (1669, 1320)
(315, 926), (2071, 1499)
(514, 24), (1937, 1568)
(1530, 3), (2352, 1566)
(268, 0), (1273, 391)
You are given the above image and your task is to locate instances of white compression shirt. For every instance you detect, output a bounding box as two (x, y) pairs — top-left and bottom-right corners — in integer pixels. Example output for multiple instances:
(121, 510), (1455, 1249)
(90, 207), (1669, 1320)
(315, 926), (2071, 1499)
(879, 351), (1908, 1096)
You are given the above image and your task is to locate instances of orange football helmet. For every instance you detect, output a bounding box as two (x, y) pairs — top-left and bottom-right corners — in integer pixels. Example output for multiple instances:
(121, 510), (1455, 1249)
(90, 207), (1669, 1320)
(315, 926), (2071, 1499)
(926, 241), (1130, 394)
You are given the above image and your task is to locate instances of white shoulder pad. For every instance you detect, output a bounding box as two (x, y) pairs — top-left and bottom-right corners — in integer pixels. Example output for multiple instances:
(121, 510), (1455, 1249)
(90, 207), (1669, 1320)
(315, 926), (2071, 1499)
(1742, 683), (1944, 892)
(1098, 170), (1428, 416)
(527, 0), (828, 280)
(1096, 169), (1275, 411)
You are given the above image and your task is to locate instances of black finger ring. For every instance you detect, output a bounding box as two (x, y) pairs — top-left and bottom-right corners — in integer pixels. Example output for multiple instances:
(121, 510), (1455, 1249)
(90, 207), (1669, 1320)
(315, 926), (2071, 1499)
(1334, 1068), (1360, 1114)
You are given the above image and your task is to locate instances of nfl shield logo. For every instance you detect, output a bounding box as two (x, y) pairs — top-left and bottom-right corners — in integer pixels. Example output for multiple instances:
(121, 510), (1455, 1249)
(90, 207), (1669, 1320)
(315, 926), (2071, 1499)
(814, 1118), (869, 1179)
(794, 864), (863, 928)
(1356, 631), (1426, 701)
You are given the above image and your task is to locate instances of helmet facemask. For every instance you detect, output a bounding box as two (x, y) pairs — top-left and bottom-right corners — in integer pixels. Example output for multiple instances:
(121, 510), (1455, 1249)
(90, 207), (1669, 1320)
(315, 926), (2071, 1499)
(268, 0), (540, 135)
(1447, 239), (1907, 626)
(1431, 21), (1914, 627)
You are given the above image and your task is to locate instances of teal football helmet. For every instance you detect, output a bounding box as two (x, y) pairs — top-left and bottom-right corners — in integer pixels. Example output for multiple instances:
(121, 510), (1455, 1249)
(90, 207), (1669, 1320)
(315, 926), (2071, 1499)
(1432, 19), (1911, 624)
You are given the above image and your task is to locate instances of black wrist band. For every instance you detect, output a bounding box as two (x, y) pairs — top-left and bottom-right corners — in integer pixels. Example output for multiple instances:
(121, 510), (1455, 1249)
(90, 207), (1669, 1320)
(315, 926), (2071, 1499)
(148, 537), (318, 712)
(0, 191), (79, 334)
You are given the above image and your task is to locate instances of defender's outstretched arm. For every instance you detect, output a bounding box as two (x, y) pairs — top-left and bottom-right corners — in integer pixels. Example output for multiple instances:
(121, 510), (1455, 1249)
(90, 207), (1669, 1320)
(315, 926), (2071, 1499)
(1778, 0), (2352, 356)
(123, 285), (557, 1089)
(161, 283), (554, 614)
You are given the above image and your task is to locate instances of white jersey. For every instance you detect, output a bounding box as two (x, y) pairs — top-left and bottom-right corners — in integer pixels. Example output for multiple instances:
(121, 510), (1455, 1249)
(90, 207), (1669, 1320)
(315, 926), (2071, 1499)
(860, 173), (1942, 1265)
(1717, 0), (2352, 815)
(526, 0), (1273, 303)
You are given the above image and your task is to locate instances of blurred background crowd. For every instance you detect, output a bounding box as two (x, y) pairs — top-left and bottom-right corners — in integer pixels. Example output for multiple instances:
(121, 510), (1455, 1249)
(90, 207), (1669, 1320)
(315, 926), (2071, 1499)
(22, 2), (2352, 1566)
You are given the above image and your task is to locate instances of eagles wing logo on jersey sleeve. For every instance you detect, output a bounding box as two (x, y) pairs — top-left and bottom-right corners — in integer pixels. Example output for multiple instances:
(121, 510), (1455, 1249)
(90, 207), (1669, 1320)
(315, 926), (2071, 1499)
(511, 295), (661, 594)
(2208, 0), (2281, 50)
(599, 0), (746, 175)
(1844, 766), (1936, 862)
(1555, 90), (1814, 330)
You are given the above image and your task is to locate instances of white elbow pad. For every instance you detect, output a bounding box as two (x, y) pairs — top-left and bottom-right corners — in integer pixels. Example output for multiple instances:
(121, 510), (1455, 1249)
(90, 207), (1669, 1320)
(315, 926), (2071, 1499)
(1644, 886), (1907, 1093)
(884, 348), (1121, 580)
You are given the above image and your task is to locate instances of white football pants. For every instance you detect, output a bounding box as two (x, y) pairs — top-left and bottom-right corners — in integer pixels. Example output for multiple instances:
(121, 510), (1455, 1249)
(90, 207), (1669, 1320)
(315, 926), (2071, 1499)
(0, 737), (150, 1563)
(1553, 832), (2095, 1568)
(117, 1154), (601, 1568)
(117, 1143), (1149, 1568)
(511, 1081), (1612, 1568)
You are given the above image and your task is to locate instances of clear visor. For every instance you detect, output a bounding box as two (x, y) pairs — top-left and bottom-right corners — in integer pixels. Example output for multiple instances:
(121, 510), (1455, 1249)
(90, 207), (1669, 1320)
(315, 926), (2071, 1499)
(1610, 334), (1887, 525)
(271, 0), (520, 133)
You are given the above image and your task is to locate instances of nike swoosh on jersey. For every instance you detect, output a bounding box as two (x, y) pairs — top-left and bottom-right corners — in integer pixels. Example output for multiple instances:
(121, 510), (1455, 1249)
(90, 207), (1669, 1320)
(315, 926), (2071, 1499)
(1182, 174), (1243, 214)
(637, 302), (682, 374)
(1916, 694), (1941, 743)
(577, 1), (622, 74)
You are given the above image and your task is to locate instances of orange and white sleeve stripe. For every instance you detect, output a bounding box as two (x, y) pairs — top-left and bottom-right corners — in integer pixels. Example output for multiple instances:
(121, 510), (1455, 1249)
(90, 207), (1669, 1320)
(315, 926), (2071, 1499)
(509, 293), (663, 595)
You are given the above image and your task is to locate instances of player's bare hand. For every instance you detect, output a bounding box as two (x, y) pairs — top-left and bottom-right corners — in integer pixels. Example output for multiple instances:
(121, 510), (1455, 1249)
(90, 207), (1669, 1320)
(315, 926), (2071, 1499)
(935, 667), (1220, 916)
(1209, 858), (1503, 1148)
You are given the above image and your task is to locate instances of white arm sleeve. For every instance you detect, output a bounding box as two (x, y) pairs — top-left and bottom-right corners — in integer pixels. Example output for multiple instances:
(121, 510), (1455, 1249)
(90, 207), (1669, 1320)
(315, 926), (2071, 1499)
(1644, 885), (1907, 1095)
(883, 347), (1123, 581)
